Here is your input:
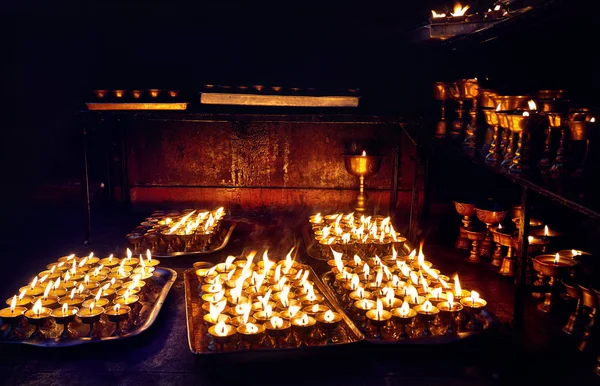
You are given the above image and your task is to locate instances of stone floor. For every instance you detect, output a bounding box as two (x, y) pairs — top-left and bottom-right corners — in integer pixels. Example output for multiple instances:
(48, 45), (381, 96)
(0, 201), (597, 385)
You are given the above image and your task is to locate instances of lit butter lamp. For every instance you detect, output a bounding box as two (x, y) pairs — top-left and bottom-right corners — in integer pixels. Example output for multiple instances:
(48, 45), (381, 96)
(24, 299), (52, 339)
(365, 299), (392, 339)
(315, 309), (342, 344)
(98, 254), (121, 268)
(0, 296), (27, 338)
(208, 319), (237, 351)
(459, 291), (487, 331)
(291, 313), (317, 347)
(264, 316), (292, 348)
(60, 288), (86, 308)
(437, 292), (463, 335)
(7, 290), (33, 308)
(532, 253), (577, 313)
(105, 303), (131, 336)
(51, 303), (78, 338)
(76, 301), (105, 338)
(343, 150), (383, 212)
(414, 300), (440, 337)
(392, 301), (417, 340)
(237, 314), (266, 350)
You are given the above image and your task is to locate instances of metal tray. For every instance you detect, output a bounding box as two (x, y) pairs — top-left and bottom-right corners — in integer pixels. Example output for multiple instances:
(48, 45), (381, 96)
(302, 224), (414, 261)
(184, 264), (364, 355)
(321, 271), (497, 345)
(149, 222), (236, 258)
(86, 102), (188, 110)
(0, 267), (177, 347)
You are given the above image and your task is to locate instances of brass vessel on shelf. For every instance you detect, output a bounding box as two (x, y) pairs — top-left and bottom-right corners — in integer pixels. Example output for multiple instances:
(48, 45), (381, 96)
(475, 208), (507, 260)
(459, 79), (480, 149)
(480, 90), (498, 109)
(534, 89), (566, 99)
(453, 201), (476, 250)
(532, 254), (577, 313)
(448, 82), (465, 137)
(490, 227), (516, 273)
(465, 229), (485, 263)
(491, 95), (530, 111)
(343, 153), (383, 212)
(484, 108), (501, 163)
(505, 112), (530, 172)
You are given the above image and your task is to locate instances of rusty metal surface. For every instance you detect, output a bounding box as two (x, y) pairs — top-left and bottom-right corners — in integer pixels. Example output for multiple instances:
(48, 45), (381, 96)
(127, 121), (413, 191)
(86, 103), (188, 111)
(200, 93), (359, 107)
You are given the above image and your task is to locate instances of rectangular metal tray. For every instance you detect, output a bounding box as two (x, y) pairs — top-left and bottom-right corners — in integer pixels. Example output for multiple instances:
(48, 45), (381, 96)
(86, 102), (188, 110)
(302, 224), (414, 261)
(150, 222), (236, 258)
(0, 267), (177, 347)
(321, 271), (497, 345)
(184, 263), (364, 355)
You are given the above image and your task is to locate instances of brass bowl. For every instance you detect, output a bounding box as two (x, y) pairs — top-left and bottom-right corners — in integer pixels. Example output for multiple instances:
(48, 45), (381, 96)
(490, 227), (515, 247)
(561, 279), (581, 300)
(496, 112), (510, 129)
(579, 285), (598, 309)
(535, 90), (565, 99)
(532, 254), (576, 277)
(448, 82), (461, 100)
(480, 90), (498, 109)
(457, 79), (479, 99)
(533, 99), (570, 113)
(131, 90), (143, 99)
(491, 95), (530, 111)
(453, 201), (476, 217)
(465, 229), (485, 241)
(475, 208), (507, 224)
(547, 112), (565, 128)
(568, 121), (597, 141)
(113, 90), (126, 98)
(512, 217), (544, 228)
(343, 154), (383, 178)
(482, 108), (499, 126)
(93, 90), (109, 99)
(506, 112), (529, 133)
(167, 90), (180, 98)
(433, 82), (447, 101)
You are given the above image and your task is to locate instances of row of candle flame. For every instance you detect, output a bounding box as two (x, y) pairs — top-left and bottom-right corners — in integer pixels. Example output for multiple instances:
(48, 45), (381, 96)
(155, 208), (225, 236)
(0, 249), (160, 334)
(431, 3), (506, 19)
(326, 241), (487, 336)
(196, 249), (343, 344)
(309, 212), (405, 245)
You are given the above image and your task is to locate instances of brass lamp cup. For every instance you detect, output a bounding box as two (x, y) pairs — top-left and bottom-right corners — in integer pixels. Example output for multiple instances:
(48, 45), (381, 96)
(490, 95), (531, 111)
(561, 279), (583, 336)
(579, 285), (599, 352)
(532, 255), (577, 313)
(535, 89), (566, 99)
(457, 79), (479, 100)
(490, 227), (516, 272)
(465, 229), (485, 263)
(453, 201), (476, 250)
(343, 154), (383, 212)
(568, 121), (597, 141)
(480, 90), (498, 109)
(483, 109), (502, 163)
(504, 112), (530, 171)
(475, 208), (507, 260)
(533, 99), (571, 113)
(433, 82), (448, 100)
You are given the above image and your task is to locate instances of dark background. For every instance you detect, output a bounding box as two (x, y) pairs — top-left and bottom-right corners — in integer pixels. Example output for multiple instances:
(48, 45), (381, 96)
(1, 0), (597, 200)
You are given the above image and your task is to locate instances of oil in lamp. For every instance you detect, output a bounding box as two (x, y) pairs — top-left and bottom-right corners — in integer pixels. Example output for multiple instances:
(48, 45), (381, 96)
(343, 151), (383, 212)
(60, 288), (86, 308)
(19, 276), (44, 297)
(7, 289), (32, 308)
(460, 291), (487, 331)
(237, 308), (266, 349)
(51, 303), (78, 338)
(303, 303), (329, 316)
(98, 254), (120, 268)
(33, 281), (59, 309)
(24, 299), (52, 339)
(114, 289), (140, 309)
(532, 253), (577, 313)
(391, 300), (417, 339)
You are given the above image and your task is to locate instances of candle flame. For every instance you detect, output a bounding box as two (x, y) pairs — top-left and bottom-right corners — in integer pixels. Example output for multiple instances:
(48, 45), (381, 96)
(33, 298), (43, 316)
(451, 2), (469, 17)
(311, 304), (320, 312)
(423, 300), (433, 312)
(10, 296), (16, 312)
(454, 275), (462, 296)
(399, 300), (410, 316)
(353, 254), (362, 266)
(544, 225), (549, 236)
(30, 276), (38, 289)
(591, 117), (596, 123)
(89, 301), (94, 313)
(127, 248), (132, 260)
(271, 316), (284, 329)
(431, 287), (442, 299)
(114, 303), (121, 313)
(299, 313), (309, 326)
(70, 288), (76, 300)
(215, 320), (228, 336)
(431, 10), (446, 18)
(43, 280), (53, 299)
(448, 292), (454, 308)
(322, 309), (334, 322)
(528, 100), (537, 111)
(386, 287), (395, 305)
(554, 253), (560, 264)
(19, 289), (26, 300)
(62, 302), (68, 316)
(289, 305), (301, 318)
(351, 274), (360, 291)
(357, 286), (365, 299)
(496, 104), (501, 112)
(470, 291), (480, 303)
(572, 249), (581, 256)
(375, 269), (383, 287)
(408, 249), (416, 260)
(362, 150), (367, 156)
